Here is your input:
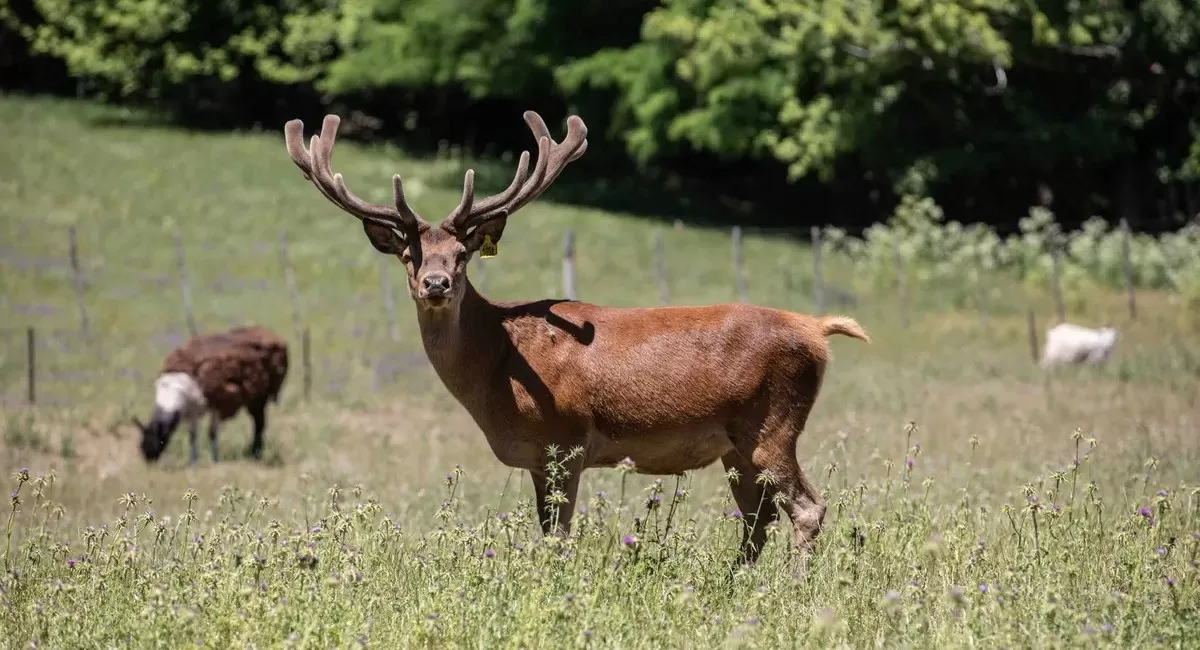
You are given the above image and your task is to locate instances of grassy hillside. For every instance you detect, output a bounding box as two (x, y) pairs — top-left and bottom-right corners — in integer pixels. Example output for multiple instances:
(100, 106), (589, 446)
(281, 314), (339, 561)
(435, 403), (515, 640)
(0, 94), (1197, 648)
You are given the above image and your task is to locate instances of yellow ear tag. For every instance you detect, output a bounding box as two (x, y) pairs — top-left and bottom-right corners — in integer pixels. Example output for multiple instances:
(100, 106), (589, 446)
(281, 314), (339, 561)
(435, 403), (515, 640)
(479, 234), (498, 259)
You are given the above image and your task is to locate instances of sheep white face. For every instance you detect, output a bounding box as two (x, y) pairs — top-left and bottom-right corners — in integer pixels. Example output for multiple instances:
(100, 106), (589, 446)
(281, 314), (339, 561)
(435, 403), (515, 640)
(135, 373), (207, 462)
(155, 373), (206, 416)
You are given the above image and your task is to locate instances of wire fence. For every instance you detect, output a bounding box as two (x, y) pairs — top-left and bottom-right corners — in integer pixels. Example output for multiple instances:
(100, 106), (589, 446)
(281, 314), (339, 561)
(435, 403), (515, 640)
(0, 213), (1161, 409)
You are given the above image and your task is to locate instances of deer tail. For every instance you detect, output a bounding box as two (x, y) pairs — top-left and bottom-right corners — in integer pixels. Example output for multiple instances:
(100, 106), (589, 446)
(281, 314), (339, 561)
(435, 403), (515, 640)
(821, 315), (871, 343)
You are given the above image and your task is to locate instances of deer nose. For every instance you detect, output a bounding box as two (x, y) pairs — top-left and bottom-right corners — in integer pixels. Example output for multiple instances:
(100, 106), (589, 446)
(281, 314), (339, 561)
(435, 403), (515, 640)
(422, 274), (451, 296)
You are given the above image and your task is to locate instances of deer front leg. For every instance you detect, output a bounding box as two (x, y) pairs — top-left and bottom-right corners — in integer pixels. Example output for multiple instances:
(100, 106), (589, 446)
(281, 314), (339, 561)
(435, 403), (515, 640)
(530, 462), (583, 537)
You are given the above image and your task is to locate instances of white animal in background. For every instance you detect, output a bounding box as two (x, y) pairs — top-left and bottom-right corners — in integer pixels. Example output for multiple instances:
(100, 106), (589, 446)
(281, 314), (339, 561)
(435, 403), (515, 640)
(1040, 323), (1119, 368)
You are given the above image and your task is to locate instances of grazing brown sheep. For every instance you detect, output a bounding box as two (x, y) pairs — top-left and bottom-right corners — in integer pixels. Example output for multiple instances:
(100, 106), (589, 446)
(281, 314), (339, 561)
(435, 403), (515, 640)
(133, 326), (289, 465)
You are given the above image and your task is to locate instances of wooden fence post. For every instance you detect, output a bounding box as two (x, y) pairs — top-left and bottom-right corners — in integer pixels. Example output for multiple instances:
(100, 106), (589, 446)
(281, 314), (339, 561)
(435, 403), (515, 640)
(976, 245), (989, 328)
(1048, 228), (1065, 324)
(26, 327), (36, 405)
(279, 233), (304, 333)
(1027, 308), (1040, 365)
(732, 226), (747, 303)
(67, 226), (90, 339)
(894, 236), (908, 328)
(174, 230), (198, 336)
(378, 256), (401, 343)
(302, 327), (312, 402)
(1120, 218), (1137, 320)
(654, 231), (669, 305)
(811, 226), (825, 315)
(563, 230), (577, 300)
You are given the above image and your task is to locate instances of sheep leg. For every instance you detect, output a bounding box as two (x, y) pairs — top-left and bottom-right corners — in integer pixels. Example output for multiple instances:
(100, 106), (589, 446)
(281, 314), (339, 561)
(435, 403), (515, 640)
(187, 419), (199, 466)
(247, 400), (266, 460)
(208, 415), (220, 463)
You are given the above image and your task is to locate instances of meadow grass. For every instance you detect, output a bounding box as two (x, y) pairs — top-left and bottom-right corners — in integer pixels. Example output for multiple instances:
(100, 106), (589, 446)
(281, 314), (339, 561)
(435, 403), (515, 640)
(1, 93), (1198, 648)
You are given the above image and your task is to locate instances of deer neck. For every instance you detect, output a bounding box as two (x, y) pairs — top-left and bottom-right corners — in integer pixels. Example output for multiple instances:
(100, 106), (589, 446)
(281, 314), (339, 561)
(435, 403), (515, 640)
(415, 278), (507, 401)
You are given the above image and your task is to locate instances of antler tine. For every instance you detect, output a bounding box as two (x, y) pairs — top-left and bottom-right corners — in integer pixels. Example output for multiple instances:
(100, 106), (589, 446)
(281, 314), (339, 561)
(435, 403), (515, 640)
(498, 111), (587, 215)
(446, 169), (476, 224)
(448, 112), (587, 231)
(458, 149), (532, 225)
(392, 175), (424, 228)
(283, 115), (426, 232)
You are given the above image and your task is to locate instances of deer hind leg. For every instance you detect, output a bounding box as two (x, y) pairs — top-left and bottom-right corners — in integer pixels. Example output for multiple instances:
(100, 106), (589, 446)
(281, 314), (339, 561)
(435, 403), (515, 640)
(721, 449), (781, 566)
(764, 443), (826, 555)
(747, 421), (826, 568)
(729, 414), (826, 568)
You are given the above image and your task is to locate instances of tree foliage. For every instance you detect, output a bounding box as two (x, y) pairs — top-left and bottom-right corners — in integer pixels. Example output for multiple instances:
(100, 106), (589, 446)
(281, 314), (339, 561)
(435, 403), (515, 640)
(5, 0), (1199, 231)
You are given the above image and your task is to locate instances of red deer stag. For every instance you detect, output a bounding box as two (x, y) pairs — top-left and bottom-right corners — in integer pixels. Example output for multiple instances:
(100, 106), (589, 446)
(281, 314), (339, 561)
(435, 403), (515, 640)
(282, 111), (869, 566)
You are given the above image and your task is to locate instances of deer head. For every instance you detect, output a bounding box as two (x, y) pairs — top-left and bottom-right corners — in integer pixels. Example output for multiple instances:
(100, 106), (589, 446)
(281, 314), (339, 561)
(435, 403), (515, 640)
(284, 111), (588, 312)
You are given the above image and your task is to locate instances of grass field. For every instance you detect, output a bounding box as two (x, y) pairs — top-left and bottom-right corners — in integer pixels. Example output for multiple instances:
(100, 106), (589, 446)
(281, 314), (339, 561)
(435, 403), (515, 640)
(1, 93), (1198, 648)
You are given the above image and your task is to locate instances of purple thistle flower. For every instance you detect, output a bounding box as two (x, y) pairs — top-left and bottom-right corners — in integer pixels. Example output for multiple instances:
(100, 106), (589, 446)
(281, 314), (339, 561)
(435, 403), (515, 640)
(1138, 507), (1152, 518)
(729, 508), (743, 519)
(66, 558), (77, 568)
(621, 534), (636, 547)
(905, 459), (914, 469)
(1166, 576), (1176, 587)
(1101, 624), (1114, 634)
(483, 548), (495, 559)
(310, 525), (323, 534)
(1155, 547), (1167, 557)
(978, 584), (988, 593)
(1156, 489), (1168, 497)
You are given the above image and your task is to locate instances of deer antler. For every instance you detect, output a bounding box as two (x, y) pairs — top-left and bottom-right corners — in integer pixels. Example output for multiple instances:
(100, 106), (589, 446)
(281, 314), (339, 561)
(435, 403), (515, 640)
(284, 115), (429, 234)
(444, 111), (588, 234)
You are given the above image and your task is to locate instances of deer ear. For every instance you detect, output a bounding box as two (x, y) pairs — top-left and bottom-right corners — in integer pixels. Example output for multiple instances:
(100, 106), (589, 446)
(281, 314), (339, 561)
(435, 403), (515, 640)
(462, 217), (508, 255)
(362, 222), (407, 254)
